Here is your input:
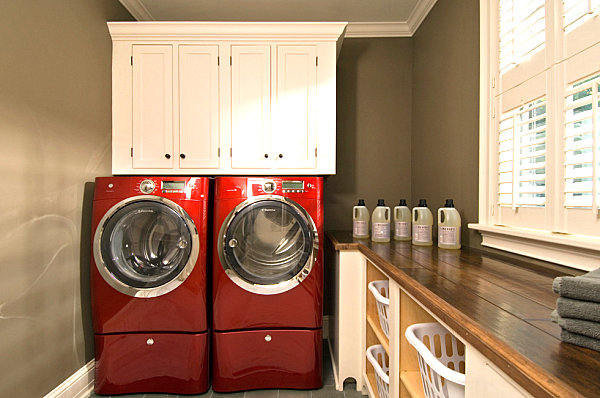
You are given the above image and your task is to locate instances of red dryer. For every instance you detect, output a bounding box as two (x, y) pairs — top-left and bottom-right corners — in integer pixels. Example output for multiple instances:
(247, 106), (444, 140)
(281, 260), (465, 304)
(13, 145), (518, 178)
(212, 177), (324, 392)
(91, 176), (210, 395)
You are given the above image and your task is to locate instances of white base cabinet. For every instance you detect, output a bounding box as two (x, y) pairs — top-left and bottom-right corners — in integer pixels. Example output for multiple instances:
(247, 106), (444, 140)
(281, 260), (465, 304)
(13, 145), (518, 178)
(330, 249), (532, 398)
(109, 22), (346, 175)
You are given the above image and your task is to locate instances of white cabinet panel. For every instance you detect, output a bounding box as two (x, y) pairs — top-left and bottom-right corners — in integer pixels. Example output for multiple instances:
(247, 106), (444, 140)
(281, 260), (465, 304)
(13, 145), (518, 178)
(274, 45), (318, 169)
(178, 45), (220, 169)
(132, 45), (173, 169)
(465, 344), (533, 398)
(230, 45), (271, 169)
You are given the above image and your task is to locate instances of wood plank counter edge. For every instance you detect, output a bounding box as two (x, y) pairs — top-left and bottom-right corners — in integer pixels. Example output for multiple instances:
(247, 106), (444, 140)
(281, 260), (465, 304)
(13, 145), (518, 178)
(326, 231), (587, 398)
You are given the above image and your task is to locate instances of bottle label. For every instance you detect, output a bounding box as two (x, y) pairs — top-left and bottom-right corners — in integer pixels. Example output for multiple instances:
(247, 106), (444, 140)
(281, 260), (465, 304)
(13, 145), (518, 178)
(413, 224), (431, 243)
(372, 222), (390, 239)
(353, 220), (368, 236)
(394, 221), (410, 238)
(439, 226), (460, 245)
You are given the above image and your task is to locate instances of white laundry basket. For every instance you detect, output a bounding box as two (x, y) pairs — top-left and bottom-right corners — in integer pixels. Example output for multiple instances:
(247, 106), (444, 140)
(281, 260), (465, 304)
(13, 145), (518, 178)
(405, 322), (466, 398)
(366, 344), (389, 398)
(368, 280), (390, 338)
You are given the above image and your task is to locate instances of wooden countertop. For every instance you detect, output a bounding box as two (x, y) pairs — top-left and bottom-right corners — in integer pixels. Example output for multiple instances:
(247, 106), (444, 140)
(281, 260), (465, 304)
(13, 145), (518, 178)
(326, 231), (600, 398)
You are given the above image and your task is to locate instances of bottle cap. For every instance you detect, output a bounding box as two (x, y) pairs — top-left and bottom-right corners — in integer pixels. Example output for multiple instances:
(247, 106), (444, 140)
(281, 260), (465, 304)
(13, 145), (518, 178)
(418, 199), (427, 207)
(444, 199), (454, 207)
(398, 199), (407, 206)
(357, 199), (365, 206)
(377, 199), (385, 206)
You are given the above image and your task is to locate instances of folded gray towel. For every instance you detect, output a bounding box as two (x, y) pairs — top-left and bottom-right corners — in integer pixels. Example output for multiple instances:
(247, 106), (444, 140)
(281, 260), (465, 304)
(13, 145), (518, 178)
(553, 267), (600, 303)
(559, 328), (600, 352)
(556, 297), (600, 323)
(551, 310), (600, 340)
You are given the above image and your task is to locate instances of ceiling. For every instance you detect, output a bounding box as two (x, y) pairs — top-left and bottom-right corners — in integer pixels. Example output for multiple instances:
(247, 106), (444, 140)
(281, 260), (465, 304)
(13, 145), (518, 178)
(118, 0), (437, 37)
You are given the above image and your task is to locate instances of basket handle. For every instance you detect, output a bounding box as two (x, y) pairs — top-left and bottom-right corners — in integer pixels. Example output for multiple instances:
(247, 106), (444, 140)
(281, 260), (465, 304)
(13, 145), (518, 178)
(366, 346), (390, 385)
(405, 323), (466, 385)
(368, 281), (390, 305)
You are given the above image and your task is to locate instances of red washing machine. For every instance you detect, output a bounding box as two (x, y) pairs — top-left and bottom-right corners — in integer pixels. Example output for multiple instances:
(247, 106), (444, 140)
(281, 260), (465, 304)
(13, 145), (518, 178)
(91, 176), (210, 395)
(212, 177), (324, 392)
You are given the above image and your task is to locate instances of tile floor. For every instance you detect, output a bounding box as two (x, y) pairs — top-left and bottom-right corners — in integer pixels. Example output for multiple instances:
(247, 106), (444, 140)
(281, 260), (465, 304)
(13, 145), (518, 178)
(88, 342), (364, 398)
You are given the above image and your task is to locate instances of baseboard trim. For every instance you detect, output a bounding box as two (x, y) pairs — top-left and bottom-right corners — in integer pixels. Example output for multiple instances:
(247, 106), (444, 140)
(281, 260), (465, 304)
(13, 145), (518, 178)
(44, 360), (95, 398)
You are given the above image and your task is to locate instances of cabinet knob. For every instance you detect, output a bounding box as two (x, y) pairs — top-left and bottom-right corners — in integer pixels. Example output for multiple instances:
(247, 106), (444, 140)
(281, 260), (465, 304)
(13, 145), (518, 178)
(264, 154), (269, 158)
(165, 154), (171, 159)
(180, 153), (186, 159)
(278, 154), (283, 158)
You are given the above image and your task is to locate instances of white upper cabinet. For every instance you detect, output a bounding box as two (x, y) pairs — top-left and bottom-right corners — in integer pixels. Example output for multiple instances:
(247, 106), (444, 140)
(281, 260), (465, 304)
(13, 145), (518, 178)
(178, 45), (220, 169)
(109, 22), (346, 175)
(230, 45), (271, 169)
(274, 45), (318, 169)
(131, 44), (174, 169)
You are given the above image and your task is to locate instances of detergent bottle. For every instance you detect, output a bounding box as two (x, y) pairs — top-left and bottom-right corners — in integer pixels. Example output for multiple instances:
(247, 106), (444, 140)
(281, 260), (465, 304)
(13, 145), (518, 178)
(412, 199), (433, 246)
(393, 199), (411, 241)
(438, 199), (461, 249)
(353, 199), (370, 239)
(371, 199), (391, 243)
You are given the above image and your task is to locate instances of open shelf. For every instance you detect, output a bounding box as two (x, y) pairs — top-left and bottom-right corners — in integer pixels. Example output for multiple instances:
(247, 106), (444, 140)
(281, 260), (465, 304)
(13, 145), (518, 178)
(367, 314), (389, 354)
(400, 370), (425, 398)
(365, 260), (390, 398)
(365, 368), (380, 398)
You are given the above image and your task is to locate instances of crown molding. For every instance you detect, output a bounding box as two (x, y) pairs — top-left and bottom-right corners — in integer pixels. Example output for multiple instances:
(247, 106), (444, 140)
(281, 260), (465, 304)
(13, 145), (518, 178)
(119, 0), (154, 21)
(118, 0), (437, 38)
(407, 0), (437, 33)
(345, 22), (412, 38)
(108, 22), (347, 41)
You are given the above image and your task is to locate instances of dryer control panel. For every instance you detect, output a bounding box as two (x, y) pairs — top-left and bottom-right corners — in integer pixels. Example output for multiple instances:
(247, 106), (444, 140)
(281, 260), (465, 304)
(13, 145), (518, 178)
(215, 177), (322, 200)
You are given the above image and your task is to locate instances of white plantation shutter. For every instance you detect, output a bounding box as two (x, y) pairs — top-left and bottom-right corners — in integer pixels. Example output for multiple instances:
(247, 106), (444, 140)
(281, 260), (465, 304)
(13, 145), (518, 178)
(477, 0), (600, 268)
(563, 0), (600, 32)
(564, 74), (600, 212)
(498, 98), (547, 207)
(499, 0), (546, 72)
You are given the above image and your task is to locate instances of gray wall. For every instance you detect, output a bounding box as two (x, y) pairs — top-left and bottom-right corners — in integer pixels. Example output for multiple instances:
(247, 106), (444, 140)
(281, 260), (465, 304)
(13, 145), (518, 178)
(411, 0), (480, 247)
(0, 1), (133, 397)
(324, 38), (413, 231)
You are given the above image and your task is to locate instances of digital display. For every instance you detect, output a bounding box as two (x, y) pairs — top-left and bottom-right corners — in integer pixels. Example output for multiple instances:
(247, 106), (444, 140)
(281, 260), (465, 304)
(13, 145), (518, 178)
(282, 181), (304, 190)
(162, 181), (186, 190)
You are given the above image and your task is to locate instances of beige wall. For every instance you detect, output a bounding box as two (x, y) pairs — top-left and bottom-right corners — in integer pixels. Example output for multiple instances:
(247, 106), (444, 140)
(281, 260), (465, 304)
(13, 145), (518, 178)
(324, 38), (413, 231)
(0, 1), (132, 397)
(411, 0), (480, 247)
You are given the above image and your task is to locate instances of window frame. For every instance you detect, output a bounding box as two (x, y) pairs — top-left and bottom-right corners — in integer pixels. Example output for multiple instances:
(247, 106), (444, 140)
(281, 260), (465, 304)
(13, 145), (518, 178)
(471, 0), (600, 271)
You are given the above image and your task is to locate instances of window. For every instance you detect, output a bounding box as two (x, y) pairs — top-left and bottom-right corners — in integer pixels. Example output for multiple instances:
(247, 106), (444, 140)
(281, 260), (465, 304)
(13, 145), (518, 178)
(563, 74), (599, 210)
(474, 0), (600, 271)
(499, 0), (546, 72)
(563, 0), (600, 32)
(498, 98), (547, 207)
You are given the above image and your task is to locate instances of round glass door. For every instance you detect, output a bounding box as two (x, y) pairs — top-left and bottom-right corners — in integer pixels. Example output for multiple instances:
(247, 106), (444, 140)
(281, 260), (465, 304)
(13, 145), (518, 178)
(94, 197), (199, 297)
(219, 198), (318, 294)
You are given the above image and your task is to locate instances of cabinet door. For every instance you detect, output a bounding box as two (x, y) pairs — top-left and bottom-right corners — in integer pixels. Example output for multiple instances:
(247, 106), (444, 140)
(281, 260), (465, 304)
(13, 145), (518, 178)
(132, 45), (174, 169)
(179, 45), (220, 169)
(274, 45), (317, 169)
(230, 45), (271, 169)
